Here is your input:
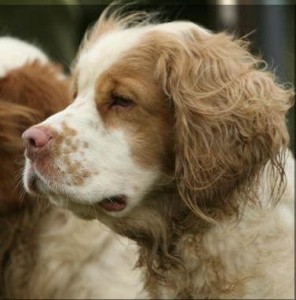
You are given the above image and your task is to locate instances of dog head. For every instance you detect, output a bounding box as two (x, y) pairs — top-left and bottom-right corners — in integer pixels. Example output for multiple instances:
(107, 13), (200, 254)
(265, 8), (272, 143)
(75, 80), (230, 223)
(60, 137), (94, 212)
(22, 8), (293, 224)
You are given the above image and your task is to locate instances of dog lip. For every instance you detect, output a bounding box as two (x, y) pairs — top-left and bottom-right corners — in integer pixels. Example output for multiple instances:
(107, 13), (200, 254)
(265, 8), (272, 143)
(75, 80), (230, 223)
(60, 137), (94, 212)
(26, 166), (40, 194)
(99, 195), (128, 212)
(25, 163), (48, 196)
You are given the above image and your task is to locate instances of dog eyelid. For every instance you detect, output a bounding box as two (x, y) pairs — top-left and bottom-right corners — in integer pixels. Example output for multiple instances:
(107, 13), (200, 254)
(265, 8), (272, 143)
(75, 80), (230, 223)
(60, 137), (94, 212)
(109, 93), (134, 109)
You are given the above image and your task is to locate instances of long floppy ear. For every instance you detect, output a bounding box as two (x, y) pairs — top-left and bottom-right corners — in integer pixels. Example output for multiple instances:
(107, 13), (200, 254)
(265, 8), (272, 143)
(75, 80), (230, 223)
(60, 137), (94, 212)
(156, 27), (294, 222)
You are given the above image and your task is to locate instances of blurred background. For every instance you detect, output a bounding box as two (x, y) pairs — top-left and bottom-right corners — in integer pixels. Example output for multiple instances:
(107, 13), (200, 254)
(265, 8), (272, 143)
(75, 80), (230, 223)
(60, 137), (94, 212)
(0, 0), (294, 151)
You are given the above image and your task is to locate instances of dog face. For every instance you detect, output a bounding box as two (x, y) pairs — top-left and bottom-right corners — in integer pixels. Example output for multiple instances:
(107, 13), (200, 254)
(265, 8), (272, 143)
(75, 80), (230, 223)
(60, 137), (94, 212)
(22, 22), (179, 218)
(23, 9), (292, 222)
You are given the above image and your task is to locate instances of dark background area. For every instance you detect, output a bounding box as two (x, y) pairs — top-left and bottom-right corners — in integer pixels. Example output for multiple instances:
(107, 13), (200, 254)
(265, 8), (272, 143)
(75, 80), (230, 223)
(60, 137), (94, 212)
(0, 2), (294, 151)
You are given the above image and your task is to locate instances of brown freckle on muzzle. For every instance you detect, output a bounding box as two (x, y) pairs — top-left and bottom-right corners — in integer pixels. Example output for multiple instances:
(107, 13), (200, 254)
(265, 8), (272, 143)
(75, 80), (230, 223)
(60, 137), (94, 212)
(65, 159), (81, 173)
(83, 141), (89, 148)
(81, 170), (91, 178)
(52, 132), (64, 156)
(70, 144), (78, 151)
(71, 169), (92, 186)
(61, 121), (77, 136)
(61, 156), (92, 186)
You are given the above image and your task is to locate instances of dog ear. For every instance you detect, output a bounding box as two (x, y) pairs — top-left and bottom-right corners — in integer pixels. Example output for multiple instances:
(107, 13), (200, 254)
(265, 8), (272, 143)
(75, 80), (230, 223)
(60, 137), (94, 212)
(156, 28), (293, 222)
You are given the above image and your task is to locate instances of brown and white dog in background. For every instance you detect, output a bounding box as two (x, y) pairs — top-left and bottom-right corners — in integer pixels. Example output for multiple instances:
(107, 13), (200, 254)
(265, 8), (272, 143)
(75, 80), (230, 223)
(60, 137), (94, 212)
(0, 37), (143, 299)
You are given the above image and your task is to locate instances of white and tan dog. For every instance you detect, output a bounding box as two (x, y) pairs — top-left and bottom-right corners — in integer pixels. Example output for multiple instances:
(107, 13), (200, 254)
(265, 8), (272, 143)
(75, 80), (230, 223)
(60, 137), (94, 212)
(22, 6), (294, 299)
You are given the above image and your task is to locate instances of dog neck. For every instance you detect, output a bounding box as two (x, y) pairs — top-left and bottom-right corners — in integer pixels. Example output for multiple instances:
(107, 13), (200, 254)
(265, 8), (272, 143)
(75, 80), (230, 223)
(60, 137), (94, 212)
(109, 179), (265, 298)
(111, 188), (210, 278)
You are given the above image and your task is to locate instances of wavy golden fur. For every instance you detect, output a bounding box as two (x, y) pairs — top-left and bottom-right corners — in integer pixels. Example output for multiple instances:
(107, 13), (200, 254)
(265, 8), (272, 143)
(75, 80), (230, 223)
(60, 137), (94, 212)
(155, 30), (293, 222)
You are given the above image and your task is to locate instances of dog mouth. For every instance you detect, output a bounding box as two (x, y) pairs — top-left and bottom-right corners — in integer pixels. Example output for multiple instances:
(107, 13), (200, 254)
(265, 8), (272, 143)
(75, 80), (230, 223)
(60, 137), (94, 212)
(27, 171), (128, 213)
(25, 162), (128, 213)
(99, 195), (127, 212)
(25, 164), (42, 194)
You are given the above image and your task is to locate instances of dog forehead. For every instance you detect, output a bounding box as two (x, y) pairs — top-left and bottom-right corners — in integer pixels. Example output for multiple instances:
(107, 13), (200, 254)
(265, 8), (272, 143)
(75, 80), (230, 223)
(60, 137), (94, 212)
(76, 28), (145, 91)
(74, 21), (211, 94)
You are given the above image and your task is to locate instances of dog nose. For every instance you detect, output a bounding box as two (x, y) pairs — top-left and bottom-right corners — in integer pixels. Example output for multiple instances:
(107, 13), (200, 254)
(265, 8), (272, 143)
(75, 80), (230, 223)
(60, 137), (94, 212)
(22, 126), (52, 159)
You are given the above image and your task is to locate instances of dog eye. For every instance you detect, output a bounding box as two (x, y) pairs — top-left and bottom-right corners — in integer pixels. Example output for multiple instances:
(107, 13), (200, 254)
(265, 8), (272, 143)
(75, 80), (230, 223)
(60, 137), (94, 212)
(109, 94), (134, 109)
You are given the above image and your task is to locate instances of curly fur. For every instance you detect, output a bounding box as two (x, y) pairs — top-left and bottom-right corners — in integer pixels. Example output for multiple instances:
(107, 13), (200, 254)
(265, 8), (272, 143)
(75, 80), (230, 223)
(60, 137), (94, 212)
(155, 30), (292, 222)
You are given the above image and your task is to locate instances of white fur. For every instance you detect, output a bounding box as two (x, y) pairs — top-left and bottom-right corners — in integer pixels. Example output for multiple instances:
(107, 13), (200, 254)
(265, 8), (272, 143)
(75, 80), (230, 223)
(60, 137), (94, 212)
(156, 21), (212, 37)
(28, 208), (145, 299)
(0, 37), (48, 78)
(77, 28), (144, 93)
(160, 152), (294, 299)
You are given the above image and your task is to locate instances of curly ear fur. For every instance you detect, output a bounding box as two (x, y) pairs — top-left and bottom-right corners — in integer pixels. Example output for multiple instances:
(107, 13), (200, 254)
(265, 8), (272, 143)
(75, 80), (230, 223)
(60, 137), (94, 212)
(156, 29), (294, 222)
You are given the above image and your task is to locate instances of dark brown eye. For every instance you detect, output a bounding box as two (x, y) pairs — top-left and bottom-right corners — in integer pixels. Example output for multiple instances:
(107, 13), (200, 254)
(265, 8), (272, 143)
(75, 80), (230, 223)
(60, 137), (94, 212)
(109, 94), (134, 109)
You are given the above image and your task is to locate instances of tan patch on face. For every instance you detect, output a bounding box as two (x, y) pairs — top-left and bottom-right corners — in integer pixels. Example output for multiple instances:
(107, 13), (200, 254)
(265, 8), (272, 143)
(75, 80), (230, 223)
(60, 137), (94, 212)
(61, 121), (77, 137)
(93, 35), (175, 173)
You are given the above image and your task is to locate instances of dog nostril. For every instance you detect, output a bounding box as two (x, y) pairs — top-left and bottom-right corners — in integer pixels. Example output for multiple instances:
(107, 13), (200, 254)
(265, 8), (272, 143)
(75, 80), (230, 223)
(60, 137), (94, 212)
(29, 137), (37, 147)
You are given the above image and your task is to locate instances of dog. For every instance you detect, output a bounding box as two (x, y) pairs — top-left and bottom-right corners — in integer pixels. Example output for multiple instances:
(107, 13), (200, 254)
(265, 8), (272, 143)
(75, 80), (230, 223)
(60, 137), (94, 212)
(0, 37), (143, 299)
(22, 6), (294, 299)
